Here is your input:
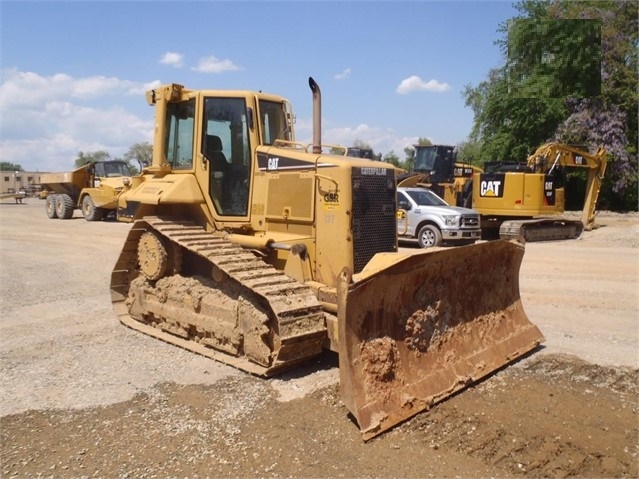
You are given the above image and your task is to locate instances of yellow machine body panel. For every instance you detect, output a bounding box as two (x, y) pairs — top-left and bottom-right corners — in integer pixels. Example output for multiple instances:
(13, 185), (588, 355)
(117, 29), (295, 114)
(471, 171), (565, 217)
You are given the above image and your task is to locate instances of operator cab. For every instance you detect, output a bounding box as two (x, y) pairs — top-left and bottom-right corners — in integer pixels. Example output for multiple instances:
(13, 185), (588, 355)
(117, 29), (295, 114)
(413, 145), (456, 183)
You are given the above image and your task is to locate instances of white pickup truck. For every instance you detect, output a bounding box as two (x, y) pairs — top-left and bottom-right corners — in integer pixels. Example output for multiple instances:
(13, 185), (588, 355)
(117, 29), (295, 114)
(397, 187), (482, 248)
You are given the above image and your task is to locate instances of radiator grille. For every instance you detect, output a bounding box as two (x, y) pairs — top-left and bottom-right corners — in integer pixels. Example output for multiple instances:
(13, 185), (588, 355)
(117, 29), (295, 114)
(351, 167), (397, 273)
(461, 214), (480, 228)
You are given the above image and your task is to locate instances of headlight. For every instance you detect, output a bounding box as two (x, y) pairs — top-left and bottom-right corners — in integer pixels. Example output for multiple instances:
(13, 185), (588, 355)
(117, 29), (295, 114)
(442, 215), (458, 226)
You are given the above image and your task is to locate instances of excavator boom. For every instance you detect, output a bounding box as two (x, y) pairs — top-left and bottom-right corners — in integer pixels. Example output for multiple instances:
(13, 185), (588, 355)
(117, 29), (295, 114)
(527, 142), (607, 231)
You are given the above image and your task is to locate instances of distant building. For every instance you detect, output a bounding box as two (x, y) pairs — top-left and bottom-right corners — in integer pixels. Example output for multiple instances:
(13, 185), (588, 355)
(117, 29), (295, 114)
(1, 171), (51, 195)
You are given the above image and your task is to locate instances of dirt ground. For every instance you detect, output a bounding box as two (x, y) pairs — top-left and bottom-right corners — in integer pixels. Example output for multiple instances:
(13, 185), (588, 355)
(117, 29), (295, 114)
(0, 200), (637, 479)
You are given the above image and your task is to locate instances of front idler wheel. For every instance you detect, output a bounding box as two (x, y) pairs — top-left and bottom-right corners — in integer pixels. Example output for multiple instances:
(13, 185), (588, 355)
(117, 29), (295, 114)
(138, 231), (170, 280)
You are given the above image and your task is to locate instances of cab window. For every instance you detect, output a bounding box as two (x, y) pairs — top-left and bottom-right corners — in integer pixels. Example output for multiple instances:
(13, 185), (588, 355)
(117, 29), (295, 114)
(203, 97), (251, 216)
(165, 99), (195, 170)
(259, 100), (292, 145)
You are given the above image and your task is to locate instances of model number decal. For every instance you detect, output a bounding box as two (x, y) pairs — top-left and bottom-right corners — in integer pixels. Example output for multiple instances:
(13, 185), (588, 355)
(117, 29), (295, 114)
(360, 167), (387, 176)
(324, 193), (339, 203)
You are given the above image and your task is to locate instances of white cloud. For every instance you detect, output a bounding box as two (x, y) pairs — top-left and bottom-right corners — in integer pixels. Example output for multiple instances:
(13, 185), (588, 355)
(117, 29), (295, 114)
(396, 75), (450, 94)
(159, 52), (184, 68)
(192, 56), (240, 73)
(0, 69), (154, 172)
(334, 68), (351, 80)
(0, 68), (151, 110)
(296, 119), (419, 158)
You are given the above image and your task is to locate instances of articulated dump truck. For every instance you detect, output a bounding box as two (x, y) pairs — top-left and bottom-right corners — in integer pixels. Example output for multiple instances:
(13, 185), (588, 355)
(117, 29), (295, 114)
(41, 160), (133, 220)
(110, 79), (544, 440)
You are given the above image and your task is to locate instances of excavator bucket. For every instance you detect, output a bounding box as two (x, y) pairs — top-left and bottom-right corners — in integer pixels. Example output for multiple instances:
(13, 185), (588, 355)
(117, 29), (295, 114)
(337, 240), (543, 441)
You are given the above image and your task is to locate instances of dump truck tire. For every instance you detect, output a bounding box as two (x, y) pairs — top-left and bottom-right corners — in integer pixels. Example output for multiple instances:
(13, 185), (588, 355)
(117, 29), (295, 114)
(81, 195), (103, 221)
(55, 194), (74, 219)
(45, 195), (58, 219)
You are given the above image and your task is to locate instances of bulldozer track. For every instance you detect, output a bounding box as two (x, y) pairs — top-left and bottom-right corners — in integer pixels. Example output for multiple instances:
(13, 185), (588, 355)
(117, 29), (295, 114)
(111, 217), (327, 376)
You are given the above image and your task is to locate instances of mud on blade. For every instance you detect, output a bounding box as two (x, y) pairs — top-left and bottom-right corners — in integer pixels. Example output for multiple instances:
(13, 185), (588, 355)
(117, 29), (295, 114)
(337, 240), (544, 441)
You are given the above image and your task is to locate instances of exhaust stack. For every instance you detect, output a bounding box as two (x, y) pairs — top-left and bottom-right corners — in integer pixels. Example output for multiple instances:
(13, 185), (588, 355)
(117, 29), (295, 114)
(309, 77), (321, 154)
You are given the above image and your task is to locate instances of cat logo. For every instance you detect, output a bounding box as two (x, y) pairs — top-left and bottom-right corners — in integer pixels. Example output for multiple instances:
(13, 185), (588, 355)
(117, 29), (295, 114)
(267, 157), (279, 171)
(480, 180), (502, 197)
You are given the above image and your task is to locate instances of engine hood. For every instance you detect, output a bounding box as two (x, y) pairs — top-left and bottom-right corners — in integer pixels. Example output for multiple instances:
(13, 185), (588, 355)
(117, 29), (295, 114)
(414, 204), (478, 216)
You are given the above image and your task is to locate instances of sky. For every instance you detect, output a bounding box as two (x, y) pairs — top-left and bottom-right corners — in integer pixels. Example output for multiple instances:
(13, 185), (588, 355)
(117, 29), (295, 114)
(0, 0), (519, 172)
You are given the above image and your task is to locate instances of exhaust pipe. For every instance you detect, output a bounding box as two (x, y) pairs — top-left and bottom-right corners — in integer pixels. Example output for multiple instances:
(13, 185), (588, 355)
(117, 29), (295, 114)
(309, 77), (321, 154)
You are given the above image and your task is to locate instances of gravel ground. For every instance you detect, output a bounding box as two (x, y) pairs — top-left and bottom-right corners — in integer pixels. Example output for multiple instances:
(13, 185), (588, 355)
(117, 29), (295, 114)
(0, 200), (637, 478)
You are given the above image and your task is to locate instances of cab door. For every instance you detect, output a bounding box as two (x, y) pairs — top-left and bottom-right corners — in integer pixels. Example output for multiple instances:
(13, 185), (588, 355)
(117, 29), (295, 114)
(198, 95), (253, 219)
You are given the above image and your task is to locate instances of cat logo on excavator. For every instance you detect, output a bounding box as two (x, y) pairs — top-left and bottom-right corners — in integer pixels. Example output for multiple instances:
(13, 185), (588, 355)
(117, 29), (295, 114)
(480, 179), (503, 197)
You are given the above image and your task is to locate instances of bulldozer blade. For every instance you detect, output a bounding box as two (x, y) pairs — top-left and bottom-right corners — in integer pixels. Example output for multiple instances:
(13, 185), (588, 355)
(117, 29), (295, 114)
(337, 240), (544, 441)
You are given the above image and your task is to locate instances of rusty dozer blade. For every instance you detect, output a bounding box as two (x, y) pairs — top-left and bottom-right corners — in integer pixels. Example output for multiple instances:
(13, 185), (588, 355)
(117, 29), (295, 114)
(337, 240), (544, 441)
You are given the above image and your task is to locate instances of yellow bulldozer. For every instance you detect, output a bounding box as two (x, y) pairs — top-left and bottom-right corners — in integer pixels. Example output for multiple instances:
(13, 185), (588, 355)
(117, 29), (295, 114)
(110, 79), (543, 440)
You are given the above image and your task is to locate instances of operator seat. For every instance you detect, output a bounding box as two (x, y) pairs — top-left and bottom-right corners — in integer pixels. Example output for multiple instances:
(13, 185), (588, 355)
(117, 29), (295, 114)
(205, 135), (229, 174)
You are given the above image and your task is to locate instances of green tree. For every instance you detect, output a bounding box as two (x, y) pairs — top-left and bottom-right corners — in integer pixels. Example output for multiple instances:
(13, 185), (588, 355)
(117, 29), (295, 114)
(463, 68), (566, 165)
(0, 162), (23, 171)
(507, 18), (602, 98)
(463, 0), (637, 209)
(124, 142), (153, 170)
(382, 151), (401, 168)
(455, 140), (482, 164)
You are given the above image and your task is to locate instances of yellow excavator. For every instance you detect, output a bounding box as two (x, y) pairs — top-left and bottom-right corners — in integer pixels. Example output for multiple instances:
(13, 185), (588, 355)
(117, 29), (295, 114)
(399, 143), (607, 242)
(110, 79), (543, 440)
(474, 142), (607, 241)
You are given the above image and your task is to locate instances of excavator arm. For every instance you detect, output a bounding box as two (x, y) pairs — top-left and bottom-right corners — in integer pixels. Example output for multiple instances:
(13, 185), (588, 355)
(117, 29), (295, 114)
(527, 143), (607, 230)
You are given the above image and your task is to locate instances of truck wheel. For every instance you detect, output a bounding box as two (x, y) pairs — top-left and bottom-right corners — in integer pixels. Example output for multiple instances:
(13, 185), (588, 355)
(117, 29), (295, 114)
(417, 224), (443, 248)
(45, 195), (58, 219)
(55, 194), (75, 219)
(81, 195), (103, 221)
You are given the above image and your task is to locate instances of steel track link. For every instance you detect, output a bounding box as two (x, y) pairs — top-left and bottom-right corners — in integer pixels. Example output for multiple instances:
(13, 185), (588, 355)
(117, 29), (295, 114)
(111, 217), (327, 376)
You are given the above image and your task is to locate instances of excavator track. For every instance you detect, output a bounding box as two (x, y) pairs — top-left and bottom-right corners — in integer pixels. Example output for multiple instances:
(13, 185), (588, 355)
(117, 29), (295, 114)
(499, 218), (584, 243)
(111, 217), (327, 376)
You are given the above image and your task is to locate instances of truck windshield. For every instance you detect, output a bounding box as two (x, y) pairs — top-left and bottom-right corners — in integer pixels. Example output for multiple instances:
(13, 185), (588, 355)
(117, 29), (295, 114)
(94, 161), (131, 178)
(406, 189), (448, 206)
